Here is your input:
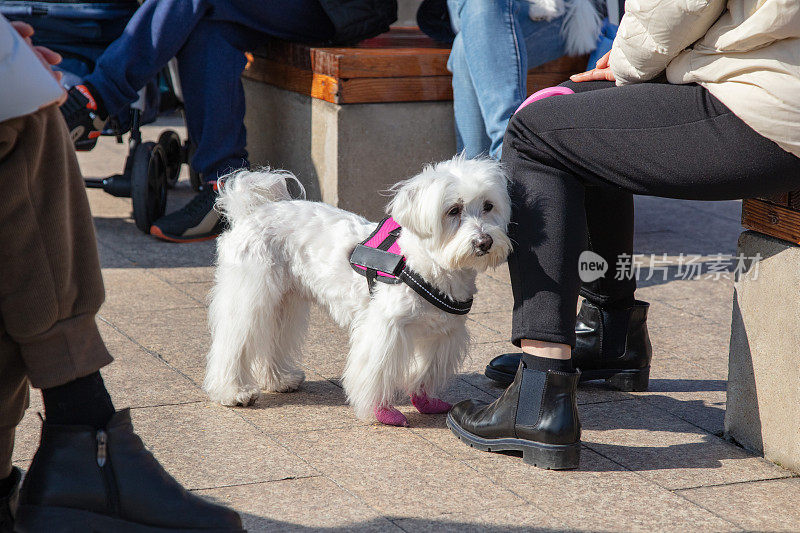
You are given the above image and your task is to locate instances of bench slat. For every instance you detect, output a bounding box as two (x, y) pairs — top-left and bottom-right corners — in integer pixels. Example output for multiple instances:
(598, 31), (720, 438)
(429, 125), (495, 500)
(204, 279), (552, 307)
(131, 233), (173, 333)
(742, 198), (800, 245)
(246, 28), (589, 103)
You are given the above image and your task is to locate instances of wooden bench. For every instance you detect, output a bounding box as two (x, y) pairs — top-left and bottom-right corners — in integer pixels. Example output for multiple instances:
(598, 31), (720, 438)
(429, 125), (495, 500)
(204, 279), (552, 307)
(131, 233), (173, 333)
(241, 28), (587, 219)
(727, 193), (800, 473)
(742, 194), (800, 245)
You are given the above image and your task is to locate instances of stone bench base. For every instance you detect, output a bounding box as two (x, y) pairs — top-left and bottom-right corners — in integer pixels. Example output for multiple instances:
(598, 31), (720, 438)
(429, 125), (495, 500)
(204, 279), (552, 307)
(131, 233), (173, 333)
(243, 79), (456, 220)
(726, 230), (800, 472)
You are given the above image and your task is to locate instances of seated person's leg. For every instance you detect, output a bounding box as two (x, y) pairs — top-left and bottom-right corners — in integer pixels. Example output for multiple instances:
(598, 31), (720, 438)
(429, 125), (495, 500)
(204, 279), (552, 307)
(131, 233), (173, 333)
(447, 0), (491, 157)
(449, 80), (800, 468)
(452, 0), (564, 159)
(0, 106), (242, 529)
(149, 20), (252, 243)
(63, 0), (213, 143)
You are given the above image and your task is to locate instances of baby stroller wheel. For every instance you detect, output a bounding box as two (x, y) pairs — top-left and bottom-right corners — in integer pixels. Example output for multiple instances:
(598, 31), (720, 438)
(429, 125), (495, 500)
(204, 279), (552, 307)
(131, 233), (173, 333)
(131, 142), (169, 234)
(185, 140), (203, 192)
(158, 130), (183, 189)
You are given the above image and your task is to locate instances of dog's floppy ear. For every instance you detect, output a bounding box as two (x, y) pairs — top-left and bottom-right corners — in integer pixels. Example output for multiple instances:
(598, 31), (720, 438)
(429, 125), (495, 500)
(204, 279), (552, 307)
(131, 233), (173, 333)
(386, 170), (441, 239)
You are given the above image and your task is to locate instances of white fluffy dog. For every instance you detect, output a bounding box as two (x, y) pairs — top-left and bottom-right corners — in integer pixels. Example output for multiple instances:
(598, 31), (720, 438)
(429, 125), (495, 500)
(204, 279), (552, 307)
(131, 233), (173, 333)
(203, 156), (511, 426)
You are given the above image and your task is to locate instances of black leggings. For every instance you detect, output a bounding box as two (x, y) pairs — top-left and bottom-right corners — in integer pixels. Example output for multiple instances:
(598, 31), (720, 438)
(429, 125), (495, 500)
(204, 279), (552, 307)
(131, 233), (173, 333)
(502, 80), (800, 347)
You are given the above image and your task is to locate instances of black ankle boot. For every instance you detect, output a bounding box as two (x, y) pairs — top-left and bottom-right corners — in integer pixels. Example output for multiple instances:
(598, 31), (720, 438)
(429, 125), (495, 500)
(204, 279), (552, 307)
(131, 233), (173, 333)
(15, 409), (243, 532)
(572, 299), (652, 391)
(448, 363), (580, 469)
(484, 300), (652, 391)
(0, 467), (21, 533)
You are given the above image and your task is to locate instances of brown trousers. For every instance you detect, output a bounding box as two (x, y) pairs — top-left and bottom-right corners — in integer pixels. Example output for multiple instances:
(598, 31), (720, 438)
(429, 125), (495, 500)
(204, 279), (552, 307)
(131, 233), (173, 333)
(0, 105), (112, 479)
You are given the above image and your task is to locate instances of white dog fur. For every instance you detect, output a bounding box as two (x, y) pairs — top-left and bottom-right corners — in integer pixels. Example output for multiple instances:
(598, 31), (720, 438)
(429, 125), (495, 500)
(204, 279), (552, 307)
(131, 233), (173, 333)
(203, 156), (511, 425)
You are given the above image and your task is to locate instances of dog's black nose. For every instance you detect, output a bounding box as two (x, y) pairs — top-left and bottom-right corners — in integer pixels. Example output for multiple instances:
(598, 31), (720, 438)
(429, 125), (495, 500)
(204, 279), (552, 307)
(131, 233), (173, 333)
(474, 234), (493, 254)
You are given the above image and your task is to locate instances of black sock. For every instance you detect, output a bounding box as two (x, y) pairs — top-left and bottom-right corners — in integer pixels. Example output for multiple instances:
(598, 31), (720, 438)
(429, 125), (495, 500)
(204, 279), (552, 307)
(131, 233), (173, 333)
(0, 468), (20, 497)
(42, 372), (115, 428)
(521, 353), (574, 373)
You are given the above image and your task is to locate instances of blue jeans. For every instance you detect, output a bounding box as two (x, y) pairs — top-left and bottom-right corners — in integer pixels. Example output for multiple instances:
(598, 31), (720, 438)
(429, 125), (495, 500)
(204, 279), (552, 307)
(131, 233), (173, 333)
(447, 0), (565, 159)
(85, 0), (333, 180)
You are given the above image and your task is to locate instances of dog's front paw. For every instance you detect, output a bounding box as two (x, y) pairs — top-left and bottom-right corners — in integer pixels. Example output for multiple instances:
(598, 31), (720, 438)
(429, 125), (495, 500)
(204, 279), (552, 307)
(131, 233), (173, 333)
(374, 405), (409, 427)
(410, 391), (452, 414)
(267, 370), (306, 393)
(210, 387), (260, 407)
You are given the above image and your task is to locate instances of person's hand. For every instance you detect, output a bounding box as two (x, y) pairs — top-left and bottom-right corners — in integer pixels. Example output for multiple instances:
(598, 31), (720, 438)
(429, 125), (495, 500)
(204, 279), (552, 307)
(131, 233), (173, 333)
(11, 21), (67, 104)
(569, 51), (615, 83)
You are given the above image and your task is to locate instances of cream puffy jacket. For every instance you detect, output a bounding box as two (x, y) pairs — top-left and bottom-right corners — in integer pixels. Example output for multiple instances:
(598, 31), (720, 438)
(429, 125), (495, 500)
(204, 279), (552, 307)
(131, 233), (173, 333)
(0, 14), (64, 122)
(610, 0), (800, 158)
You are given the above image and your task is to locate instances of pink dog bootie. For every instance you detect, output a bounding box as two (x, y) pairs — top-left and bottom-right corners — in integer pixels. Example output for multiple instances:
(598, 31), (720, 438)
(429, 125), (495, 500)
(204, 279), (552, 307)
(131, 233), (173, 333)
(410, 391), (452, 414)
(374, 405), (409, 427)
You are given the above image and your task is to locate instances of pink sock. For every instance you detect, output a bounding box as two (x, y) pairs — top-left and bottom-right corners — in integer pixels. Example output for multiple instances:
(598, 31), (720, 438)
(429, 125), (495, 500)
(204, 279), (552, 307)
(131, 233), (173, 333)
(410, 391), (452, 414)
(374, 405), (409, 427)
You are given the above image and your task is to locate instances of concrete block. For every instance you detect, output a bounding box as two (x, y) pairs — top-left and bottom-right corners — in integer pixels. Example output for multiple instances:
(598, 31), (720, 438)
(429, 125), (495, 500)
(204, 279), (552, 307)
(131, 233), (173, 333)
(244, 80), (457, 220)
(395, 0), (423, 27)
(726, 231), (800, 473)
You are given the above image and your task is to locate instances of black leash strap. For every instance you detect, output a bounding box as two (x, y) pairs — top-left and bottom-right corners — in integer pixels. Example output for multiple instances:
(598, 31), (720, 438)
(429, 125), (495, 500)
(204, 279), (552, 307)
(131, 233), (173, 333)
(399, 269), (473, 315)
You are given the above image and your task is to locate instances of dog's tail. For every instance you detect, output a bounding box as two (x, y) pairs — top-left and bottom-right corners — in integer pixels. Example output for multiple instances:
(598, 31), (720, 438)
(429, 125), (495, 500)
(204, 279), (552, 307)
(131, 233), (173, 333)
(216, 168), (306, 224)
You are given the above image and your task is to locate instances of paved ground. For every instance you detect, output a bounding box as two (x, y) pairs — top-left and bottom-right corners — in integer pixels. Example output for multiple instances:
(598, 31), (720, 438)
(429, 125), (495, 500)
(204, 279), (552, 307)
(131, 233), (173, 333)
(12, 117), (800, 532)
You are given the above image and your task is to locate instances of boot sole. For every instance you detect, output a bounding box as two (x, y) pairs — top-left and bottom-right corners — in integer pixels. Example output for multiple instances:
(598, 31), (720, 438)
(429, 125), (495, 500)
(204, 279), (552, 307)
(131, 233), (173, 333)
(485, 365), (650, 392)
(446, 413), (580, 470)
(15, 505), (244, 533)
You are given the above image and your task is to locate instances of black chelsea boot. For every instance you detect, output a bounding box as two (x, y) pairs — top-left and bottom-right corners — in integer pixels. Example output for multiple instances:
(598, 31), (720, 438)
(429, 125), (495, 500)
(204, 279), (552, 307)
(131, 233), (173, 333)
(0, 467), (21, 533)
(15, 409), (243, 532)
(485, 300), (652, 391)
(448, 362), (580, 470)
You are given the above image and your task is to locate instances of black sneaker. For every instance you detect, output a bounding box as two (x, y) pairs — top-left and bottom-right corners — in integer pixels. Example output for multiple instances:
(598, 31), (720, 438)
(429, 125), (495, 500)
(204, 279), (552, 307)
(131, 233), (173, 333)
(60, 85), (107, 151)
(150, 184), (226, 243)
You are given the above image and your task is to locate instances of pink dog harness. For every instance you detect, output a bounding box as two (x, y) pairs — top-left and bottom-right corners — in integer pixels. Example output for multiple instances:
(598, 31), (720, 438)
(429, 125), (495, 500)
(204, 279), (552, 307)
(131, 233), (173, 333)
(349, 217), (473, 315)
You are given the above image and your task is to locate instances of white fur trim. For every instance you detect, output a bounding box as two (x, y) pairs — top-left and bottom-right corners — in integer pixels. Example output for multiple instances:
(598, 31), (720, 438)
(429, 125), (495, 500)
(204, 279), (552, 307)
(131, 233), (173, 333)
(561, 0), (602, 56)
(527, 0), (564, 21)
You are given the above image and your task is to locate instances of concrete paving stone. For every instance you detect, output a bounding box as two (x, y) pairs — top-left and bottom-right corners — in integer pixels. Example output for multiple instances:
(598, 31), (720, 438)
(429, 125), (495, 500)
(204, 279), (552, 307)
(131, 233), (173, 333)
(104, 307), (210, 386)
(468, 311), (511, 341)
(97, 242), (136, 268)
(172, 281), (214, 306)
(580, 399), (792, 490)
(634, 197), (741, 257)
(97, 321), (204, 408)
(468, 447), (739, 532)
(636, 277), (734, 327)
(461, 341), (509, 376)
(471, 274), (513, 314)
(130, 402), (317, 490)
(646, 303), (731, 379)
(392, 505), (566, 532)
(466, 317), (507, 345)
(99, 268), (204, 318)
(300, 306), (351, 381)
(407, 378), (496, 460)
(148, 265), (215, 284)
(196, 476), (401, 532)
(276, 425), (525, 518)
(676, 477), (800, 532)
(84, 187), (134, 219)
(93, 208), (217, 270)
(236, 376), (367, 435)
(11, 392), (42, 464)
(484, 263), (510, 285)
(632, 355), (727, 436)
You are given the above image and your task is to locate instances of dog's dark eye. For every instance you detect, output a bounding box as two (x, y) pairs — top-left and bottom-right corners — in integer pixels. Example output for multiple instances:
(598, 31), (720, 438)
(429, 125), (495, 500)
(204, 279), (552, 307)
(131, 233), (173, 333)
(448, 206), (462, 217)
(484, 201), (494, 212)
